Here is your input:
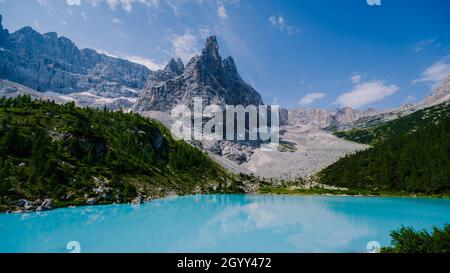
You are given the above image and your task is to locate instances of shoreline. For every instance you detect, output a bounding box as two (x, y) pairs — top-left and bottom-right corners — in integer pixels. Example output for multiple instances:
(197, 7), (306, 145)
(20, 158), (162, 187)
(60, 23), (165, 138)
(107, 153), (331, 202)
(2, 191), (450, 215)
(258, 187), (450, 199)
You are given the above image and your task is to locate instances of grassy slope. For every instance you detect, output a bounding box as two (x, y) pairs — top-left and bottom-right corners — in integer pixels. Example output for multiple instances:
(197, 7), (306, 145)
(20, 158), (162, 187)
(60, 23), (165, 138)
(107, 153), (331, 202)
(0, 96), (255, 211)
(334, 102), (450, 145)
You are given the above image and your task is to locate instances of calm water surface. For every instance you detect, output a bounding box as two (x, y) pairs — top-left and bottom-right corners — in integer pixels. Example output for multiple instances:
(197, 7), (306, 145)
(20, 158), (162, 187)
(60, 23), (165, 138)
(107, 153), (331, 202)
(1, 194), (450, 253)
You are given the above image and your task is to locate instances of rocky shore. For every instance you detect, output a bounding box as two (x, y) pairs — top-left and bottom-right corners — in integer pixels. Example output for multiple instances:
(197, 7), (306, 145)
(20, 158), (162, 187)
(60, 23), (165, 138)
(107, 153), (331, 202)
(6, 198), (54, 214)
(4, 191), (180, 214)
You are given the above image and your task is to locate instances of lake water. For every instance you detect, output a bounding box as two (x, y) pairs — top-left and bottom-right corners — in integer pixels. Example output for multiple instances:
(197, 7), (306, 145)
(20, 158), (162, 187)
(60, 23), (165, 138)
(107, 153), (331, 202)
(1, 194), (450, 253)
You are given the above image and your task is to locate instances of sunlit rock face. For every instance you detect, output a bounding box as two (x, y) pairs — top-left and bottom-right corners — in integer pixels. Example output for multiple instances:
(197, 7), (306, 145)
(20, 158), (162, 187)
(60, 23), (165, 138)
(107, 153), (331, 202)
(421, 75), (450, 107)
(0, 16), (150, 102)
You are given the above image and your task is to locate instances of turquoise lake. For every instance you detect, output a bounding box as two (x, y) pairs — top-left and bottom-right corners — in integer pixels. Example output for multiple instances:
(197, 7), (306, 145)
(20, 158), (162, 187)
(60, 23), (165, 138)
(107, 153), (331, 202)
(1, 194), (450, 253)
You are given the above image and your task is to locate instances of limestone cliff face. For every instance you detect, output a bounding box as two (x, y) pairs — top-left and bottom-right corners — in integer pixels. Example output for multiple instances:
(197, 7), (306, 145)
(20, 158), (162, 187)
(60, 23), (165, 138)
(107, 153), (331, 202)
(284, 107), (383, 129)
(0, 16), (150, 99)
(133, 36), (264, 112)
(421, 75), (450, 107)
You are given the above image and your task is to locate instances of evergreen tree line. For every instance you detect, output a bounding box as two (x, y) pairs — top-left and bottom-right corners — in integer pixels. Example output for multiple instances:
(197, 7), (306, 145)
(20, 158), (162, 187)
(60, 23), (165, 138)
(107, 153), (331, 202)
(0, 95), (235, 210)
(319, 105), (450, 194)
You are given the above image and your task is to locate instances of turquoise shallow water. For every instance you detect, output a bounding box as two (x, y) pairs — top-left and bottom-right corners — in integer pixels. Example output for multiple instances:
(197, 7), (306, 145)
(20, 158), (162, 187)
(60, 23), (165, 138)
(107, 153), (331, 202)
(1, 194), (450, 253)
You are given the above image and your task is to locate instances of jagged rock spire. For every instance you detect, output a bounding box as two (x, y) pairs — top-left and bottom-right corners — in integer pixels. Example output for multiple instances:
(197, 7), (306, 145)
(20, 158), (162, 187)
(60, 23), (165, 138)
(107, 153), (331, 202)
(176, 57), (184, 72)
(164, 58), (184, 75)
(0, 14), (9, 44)
(200, 36), (222, 71)
(202, 36), (220, 59)
(134, 35), (264, 112)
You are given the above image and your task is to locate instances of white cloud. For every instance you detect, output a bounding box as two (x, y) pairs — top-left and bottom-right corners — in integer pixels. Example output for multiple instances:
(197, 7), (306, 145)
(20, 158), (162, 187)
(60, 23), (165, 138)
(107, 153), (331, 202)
(96, 49), (164, 70)
(123, 55), (164, 70)
(112, 18), (122, 24)
(351, 73), (362, 84)
(105, 0), (119, 10)
(66, 0), (81, 5)
(198, 26), (213, 39)
(138, 0), (160, 7)
(170, 30), (199, 63)
(165, 0), (188, 17)
(413, 55), (450, 87)
(335, 81), (399, 109)
(414, 38), (437, 52)
(121, 0), (133, 12)
(88, 0), (102, 7)
(269, 15), (285, 30)
(81, 11), (89, 20)
(218, 5), (228, 19)
(404, 95), (417, 103)
(269, 14), (300, 35)
(77, 0), (159, 12)
(299, 93), (326, 106)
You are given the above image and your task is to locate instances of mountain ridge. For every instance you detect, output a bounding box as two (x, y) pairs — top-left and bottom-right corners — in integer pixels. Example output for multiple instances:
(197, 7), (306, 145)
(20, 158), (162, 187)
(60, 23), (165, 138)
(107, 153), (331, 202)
(0, 15), (151, 109)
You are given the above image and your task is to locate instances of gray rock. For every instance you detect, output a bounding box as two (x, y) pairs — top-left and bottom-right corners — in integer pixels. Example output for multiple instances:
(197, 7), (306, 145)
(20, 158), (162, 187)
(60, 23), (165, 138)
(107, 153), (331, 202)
(131, 195), (144, 205)
(201, 140), (254, 164)
(24, 204), (35, 211)
(285, 107), (382, 129)
(86, 198), (97, 205)
(133, 36), (263, 113)
(41, 199), (53, 210)
(0, 17), (151, 109)
(421, 74), (450, 107)
(0, 15), (8, 45)
(10, 199), (31, 208)
(166, 191), (178, 197)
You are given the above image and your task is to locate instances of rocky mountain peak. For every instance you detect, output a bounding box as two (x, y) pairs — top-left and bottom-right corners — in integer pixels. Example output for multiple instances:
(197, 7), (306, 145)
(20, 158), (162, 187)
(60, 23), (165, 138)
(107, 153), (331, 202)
(0, 16), (151, 106)
(223, 56), (238, 75)
(133, 36), (264, 112)
(421, 74), (450, 106)
(202, 36), (220, 62)
(164, 58), (184, 76)
(337, 107), (355, 114)
(0, 15), (8, 44)
(43, 32), (58, 39)
(176, 57), (184, 71)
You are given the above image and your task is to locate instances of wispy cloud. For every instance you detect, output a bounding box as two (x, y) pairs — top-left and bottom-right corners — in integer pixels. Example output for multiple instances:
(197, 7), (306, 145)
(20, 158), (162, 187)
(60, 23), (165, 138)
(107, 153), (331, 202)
(66, 0), (160, 13)
(124, 55), (165, 70)
(299, 93), (326, 106)
(413, 55), (450, 87)
(414, 38), (438, 52)
(404, 95), (417, 103)
(165, 0), (188, 17)
(66, 0), (81, 6)
(350, 73), (362, 84)
(96, 48), (164, 70)
(218, 5), (227, 20)
(198, 26), (213, 39)
(112, 18), (122, 24)
(269, 14), (300, 35)
(81, 11), (89, 20)
(170, 30), (200, 63)
(335, 81), (399, 109)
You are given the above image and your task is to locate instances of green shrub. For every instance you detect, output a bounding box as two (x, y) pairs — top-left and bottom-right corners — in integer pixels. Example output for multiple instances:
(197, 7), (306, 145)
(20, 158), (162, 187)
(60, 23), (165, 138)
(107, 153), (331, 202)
(383, 224), (450, 253)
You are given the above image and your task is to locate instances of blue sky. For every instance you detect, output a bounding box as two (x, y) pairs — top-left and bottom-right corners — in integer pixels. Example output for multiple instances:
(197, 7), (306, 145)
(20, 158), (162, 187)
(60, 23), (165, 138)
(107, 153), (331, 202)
(1, 0), (450, 110)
